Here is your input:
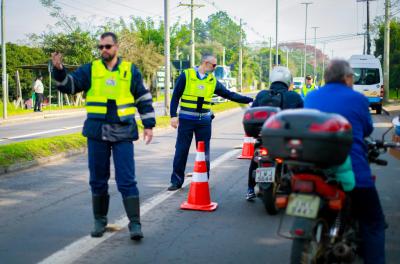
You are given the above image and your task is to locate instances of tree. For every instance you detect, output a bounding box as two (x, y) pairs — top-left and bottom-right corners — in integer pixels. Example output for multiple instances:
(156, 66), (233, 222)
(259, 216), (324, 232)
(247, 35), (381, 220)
(0, 43), (48, 99)
(374, 19), (400, 91)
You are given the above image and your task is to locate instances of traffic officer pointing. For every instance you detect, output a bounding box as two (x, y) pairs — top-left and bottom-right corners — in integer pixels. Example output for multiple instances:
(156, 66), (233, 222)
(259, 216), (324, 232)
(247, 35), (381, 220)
(51, 32), (155, 241)
(300, 74), (318, 99)
(168, 54), (253, 191)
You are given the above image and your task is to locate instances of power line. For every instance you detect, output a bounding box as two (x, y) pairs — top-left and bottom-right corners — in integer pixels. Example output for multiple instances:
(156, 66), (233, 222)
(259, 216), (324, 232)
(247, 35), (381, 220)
(106, 0), (162, 18)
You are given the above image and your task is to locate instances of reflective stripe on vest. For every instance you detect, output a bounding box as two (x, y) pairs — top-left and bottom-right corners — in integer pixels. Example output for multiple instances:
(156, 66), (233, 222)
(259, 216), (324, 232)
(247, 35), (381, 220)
(86, 60), (135, 122)
(180, 68), (217, 113)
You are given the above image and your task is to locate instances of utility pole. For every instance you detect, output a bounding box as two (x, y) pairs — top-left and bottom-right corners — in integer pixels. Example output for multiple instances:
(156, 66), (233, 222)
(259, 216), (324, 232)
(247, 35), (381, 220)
(322, 42), (326, 81)
(269, 36), (272, 87)
(312, 26), (319, 79)
(383, 0), (390, 103)
(1, 0), (6, 119)
(301, 2), (312, 78)
(275, 0), (279, 65)
(179, 0), (204, 68)
(164, 0), (171, 115)
(239, 18), (243, 92)
(366, 0), (371, 55)
(222, 47), (225, 66)
(286, 49), (289, 68)
(300, 56), (303, 77)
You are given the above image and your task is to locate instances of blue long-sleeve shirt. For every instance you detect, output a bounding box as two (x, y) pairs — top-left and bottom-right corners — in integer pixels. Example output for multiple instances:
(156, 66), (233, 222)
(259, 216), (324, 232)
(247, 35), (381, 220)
(170, 70), (253, 119)
(304, 82), (374, 188)
(53, 58), (155, 141)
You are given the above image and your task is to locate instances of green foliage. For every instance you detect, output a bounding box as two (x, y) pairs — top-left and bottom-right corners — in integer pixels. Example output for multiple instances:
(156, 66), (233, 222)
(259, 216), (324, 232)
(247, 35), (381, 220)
(0, 133), (86, 167)
(374, 19), (400, 90)
(0, 43), (48, 99)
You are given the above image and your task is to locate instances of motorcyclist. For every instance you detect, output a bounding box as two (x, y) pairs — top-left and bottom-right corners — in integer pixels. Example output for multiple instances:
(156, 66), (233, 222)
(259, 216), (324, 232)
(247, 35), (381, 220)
(246, 66), (303, 200)
(304, 59), (385, 264)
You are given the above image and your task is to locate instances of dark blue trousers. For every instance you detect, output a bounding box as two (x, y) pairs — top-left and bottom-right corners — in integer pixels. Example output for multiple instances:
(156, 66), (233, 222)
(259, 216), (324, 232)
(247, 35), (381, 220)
(88, 138), (139, 197)
(350, 187), (385, 264)
(170, 118), (212, 186)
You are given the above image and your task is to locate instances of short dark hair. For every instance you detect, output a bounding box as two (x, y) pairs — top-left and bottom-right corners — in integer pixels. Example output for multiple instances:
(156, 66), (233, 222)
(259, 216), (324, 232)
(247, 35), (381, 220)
(305, 75), (312, 80)
(100, 32), (118, 43)
(201, 53), (215, 63)
(324, 59), (354, 84)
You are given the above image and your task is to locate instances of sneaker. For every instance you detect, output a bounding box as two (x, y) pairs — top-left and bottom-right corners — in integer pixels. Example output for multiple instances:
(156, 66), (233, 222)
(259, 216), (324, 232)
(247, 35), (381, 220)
(246, 188), (256, 201)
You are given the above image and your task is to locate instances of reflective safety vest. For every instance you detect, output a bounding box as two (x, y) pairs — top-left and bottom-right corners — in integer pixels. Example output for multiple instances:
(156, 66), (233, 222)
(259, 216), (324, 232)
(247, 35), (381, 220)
(86, 60), (135, 122)
(180, 68), (217, 117)
(301, 83), (316, 98)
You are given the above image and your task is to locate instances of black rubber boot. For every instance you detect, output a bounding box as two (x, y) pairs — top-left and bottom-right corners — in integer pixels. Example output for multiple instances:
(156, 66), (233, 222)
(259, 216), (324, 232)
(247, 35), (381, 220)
(90, 194), (109, 238)
(123, 196), (143, 241)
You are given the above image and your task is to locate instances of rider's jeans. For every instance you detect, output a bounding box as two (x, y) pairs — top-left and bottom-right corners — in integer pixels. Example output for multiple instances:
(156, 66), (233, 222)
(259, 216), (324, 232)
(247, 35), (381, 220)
(350, 187), (385, 264)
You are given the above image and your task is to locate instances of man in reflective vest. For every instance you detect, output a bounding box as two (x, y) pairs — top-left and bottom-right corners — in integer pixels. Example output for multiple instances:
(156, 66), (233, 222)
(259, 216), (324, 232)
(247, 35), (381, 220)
(168, 54), (253, 191)
(51, 32), (155, 241)
(301, 75), (318, 99)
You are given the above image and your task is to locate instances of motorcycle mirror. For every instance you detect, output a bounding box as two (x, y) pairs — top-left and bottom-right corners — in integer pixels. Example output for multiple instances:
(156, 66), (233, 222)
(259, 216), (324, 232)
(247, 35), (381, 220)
(392, 116), (400, 126)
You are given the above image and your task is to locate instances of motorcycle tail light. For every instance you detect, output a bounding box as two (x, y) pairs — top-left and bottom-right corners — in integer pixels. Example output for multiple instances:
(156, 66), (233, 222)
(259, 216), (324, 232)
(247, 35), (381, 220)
(309, 119), (351, 133)
(264, 118), (282, 129)
(261, 162), (273, 168)
(294, 228), (305, 236)
(328, 199), (343, 211)
(275, 196), (288, 208)
(293, 180), (314, 193)
(244, 112), (252, 120)
(275, 158), (283, 164)
(259, 147), (268, 156)
(253, 111), (269, 120)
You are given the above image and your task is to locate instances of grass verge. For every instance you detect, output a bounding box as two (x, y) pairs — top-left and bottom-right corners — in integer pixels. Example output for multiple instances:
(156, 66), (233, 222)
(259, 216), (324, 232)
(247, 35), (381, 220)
(0, 101), (245, 169)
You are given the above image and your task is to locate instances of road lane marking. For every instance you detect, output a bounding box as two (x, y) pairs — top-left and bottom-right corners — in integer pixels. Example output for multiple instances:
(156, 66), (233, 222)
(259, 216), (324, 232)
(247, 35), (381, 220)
(38, 148), (241, 264)
(3, 126), (83, 140)
(373, 122), (393, 128)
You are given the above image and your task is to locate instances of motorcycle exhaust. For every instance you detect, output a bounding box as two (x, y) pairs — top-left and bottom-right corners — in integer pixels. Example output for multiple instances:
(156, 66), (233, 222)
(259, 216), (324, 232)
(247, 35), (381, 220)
(332, 242), (355, 262)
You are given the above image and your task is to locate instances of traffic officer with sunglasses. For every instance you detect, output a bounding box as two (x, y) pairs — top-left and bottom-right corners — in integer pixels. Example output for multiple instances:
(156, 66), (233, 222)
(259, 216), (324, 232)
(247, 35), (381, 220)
(168, 54), (253, 191)
(51, 32), (155, 241)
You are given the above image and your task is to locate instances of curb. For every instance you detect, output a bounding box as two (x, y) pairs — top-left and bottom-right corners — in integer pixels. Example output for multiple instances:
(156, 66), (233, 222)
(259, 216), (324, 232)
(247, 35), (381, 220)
(0, 148), (86, 176)
(0, 110), (86, 126)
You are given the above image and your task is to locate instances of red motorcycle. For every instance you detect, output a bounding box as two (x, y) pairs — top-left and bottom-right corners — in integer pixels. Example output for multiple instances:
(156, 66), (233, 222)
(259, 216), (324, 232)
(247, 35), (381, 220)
(242, 106), (290, 215)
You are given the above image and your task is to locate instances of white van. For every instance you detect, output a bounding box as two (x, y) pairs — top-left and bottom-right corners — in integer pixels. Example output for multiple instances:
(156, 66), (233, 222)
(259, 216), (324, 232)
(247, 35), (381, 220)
(293, 77), (304, 93)
(349, 55), (384, 114)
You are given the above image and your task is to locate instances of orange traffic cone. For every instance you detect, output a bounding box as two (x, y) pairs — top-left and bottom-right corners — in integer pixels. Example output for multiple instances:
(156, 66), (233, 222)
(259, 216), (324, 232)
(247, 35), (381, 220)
(237, 134), (255, 159)
(180, 141), (218, 212)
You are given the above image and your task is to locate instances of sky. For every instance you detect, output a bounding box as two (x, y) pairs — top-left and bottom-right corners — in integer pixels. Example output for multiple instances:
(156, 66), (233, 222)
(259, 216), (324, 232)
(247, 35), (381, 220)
(1, 0), (394, 59)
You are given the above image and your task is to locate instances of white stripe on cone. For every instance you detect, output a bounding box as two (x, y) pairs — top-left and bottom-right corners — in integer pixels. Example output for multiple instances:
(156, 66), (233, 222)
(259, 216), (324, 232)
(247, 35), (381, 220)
(196, 152), (206, 161)
(192, 171), (208, 182)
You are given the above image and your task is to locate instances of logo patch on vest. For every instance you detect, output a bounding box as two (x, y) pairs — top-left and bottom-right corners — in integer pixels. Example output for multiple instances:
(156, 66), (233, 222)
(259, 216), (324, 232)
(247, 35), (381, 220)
(106, 77), (117, 86)
(198, 85), (205, 90)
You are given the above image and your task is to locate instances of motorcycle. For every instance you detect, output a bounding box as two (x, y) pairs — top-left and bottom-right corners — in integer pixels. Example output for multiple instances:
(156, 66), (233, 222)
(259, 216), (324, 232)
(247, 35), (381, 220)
(260, 109), (400, 263)
(242, 106), (290, 215)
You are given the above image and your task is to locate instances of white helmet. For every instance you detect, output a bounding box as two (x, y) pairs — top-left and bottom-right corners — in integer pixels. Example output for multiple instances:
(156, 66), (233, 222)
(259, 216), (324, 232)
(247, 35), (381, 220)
(270, 66), (292, 88)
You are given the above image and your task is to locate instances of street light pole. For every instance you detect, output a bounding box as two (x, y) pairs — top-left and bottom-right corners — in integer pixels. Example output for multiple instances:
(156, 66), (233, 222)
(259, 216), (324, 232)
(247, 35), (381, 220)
(275, 0), (279, 65)
(164, 0), (170, 115)
(383, 0), (390, 103)
(269, 36), (272, 86)
(301, 2), (312, 78)
(1, 0), (7, 119)
(239, 18), (243, 91)
(312, 26), (319, 80)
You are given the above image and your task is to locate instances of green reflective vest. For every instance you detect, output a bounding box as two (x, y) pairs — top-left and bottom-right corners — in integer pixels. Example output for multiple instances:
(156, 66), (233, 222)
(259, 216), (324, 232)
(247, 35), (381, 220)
(180, 68), (217, 115)
(301, 83), (316, 98)
(86, 60), (135, 122)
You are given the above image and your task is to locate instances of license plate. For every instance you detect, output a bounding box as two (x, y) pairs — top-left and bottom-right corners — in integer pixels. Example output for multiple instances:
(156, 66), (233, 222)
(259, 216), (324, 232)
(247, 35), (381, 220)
(286, 194), (320, 219)
(255, 167), (276, 183)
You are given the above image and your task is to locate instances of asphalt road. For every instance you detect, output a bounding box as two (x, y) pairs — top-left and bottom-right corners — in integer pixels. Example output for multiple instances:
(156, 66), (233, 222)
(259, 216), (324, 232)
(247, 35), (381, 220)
(0, 108), (399, 264)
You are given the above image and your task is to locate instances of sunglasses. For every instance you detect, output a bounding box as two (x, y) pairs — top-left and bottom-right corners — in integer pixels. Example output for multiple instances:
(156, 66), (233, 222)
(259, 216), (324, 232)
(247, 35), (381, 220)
(207, 61), (217, 68)
(97, 44), (114, 50)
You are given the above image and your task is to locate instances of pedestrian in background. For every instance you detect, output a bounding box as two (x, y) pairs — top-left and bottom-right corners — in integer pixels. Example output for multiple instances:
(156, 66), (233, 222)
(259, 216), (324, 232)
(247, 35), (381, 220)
(51, 32), (155, 241)
(33, 76), (44, 112)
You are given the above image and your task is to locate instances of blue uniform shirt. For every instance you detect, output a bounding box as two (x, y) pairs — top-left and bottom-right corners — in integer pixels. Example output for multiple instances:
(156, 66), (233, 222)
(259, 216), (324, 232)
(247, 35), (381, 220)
(170, 68), (253, 120)
(304, 82), (374, 187)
